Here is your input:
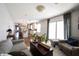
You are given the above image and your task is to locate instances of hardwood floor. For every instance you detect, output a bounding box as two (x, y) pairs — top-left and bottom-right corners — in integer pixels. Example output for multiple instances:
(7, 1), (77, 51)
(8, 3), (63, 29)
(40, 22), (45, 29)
(23, 37), (31, 48)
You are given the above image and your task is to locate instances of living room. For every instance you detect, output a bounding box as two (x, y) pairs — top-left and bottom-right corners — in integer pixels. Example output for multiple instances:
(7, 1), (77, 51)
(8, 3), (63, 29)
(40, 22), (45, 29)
(0, 3), (79, 56)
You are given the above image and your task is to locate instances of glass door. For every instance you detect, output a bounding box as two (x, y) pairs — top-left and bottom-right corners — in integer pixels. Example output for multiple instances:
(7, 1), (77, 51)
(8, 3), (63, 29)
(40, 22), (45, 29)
(57, 21), (64, 40)
(48, 20), (64, 40)
(49, 22), (56, 40)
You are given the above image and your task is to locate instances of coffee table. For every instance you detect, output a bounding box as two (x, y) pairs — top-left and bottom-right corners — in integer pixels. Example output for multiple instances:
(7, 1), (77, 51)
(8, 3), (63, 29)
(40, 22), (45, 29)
(30, 42), (53, 56)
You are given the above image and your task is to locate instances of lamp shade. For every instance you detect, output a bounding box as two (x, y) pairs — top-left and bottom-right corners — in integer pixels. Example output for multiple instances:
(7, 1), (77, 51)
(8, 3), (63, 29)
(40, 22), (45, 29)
(7, 29), (12, 32)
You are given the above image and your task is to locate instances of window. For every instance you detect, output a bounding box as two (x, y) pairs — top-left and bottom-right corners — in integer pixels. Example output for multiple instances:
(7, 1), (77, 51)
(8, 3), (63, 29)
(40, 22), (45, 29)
(57, 21), (64, 39)
(49, 22), (56, 39)
(37, 24), (41, 32)
(49, 20), (64, 40)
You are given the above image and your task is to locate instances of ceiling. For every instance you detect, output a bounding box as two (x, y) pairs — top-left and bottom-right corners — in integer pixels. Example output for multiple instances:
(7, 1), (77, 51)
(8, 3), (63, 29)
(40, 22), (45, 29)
(5, 3), (79, 23)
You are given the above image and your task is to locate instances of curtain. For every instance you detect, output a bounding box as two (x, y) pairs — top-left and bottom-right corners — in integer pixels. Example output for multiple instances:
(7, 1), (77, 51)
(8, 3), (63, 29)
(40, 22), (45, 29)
(64, 12), (71, 39)
(47, 19), (50, 42)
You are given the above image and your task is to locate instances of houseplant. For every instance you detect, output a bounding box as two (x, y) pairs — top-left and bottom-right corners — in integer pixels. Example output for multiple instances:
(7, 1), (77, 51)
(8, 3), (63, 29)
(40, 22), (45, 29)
(31, 33), (47, 42)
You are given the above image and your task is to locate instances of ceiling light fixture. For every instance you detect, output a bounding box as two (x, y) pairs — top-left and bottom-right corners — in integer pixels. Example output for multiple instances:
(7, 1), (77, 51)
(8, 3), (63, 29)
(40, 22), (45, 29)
(36, 5), (45, 12)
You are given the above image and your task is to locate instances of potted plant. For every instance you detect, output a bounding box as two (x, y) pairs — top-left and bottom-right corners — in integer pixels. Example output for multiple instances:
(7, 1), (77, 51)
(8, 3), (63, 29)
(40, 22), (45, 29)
(31, 33), (47, 42)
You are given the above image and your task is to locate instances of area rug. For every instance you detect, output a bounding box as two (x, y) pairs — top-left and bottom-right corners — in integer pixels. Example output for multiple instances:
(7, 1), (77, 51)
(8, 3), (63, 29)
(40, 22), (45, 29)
(8, 51), (27, 56)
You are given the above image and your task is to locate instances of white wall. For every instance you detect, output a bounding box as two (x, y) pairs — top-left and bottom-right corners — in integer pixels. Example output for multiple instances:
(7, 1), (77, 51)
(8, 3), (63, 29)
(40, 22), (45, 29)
(0, 4), (14, 41)
(39, 20), (47, 35)
(71, 9), (79, 37)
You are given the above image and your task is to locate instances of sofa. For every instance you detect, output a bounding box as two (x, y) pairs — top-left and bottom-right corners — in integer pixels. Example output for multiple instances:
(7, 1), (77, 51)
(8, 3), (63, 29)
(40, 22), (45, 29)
(58, 37), (79, 56)
(0, 39), (32, 56)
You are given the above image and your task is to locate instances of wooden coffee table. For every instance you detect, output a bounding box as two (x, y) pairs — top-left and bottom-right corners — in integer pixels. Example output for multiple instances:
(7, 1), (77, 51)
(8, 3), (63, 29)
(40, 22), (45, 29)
(30, 42), (53, 56)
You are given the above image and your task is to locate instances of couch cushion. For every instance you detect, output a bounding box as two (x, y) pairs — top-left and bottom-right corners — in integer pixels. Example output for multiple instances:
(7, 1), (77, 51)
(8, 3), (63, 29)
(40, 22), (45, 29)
(0, 39), (13, 53)
(59, 42), (73, 50)
(12, 39), (23, 44)
(10, 42), (26, 52)
(67, 37), (78, 46)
